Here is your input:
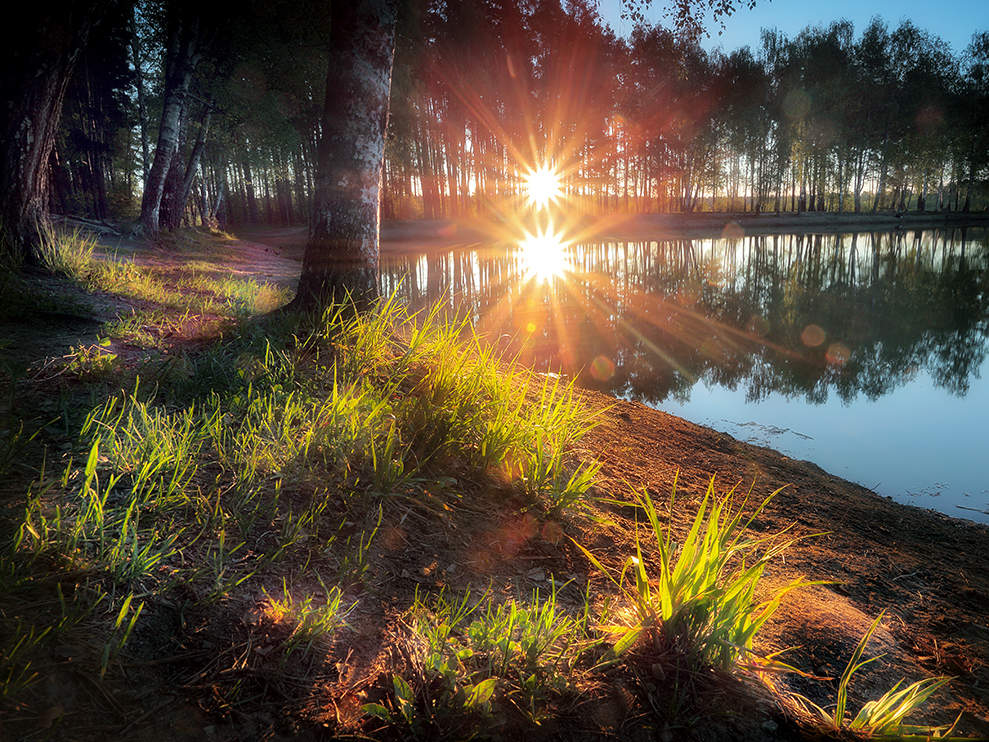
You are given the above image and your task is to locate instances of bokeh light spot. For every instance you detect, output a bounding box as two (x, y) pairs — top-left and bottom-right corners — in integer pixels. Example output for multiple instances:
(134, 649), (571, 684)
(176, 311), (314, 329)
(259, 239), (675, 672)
(590, 354), (616, 381)
(826, 342), (851, 365)
(801, 324), (826, 347)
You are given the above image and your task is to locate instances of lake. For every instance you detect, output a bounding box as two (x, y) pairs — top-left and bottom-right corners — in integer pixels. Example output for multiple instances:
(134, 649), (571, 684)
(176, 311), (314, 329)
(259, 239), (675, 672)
(380, 227), (989, 524)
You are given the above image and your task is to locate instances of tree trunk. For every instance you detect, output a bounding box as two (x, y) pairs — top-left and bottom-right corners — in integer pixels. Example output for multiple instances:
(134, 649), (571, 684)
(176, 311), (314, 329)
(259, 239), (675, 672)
(158, 104), (190, 230)
(173, 107), (211, 227)
(130, 7), (152, 185)
(872, 140), (888, 213)
(139, 12), (200, 237)
(0, 3), (106, 266)
(293, 0), (398, 309)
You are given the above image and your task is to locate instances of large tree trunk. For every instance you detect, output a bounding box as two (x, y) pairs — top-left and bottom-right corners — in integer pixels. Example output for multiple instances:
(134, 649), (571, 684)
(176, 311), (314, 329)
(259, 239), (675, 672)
(139, 11), (200, 237)
(0, 3), (106, 266)
(293, 0), (398, 309)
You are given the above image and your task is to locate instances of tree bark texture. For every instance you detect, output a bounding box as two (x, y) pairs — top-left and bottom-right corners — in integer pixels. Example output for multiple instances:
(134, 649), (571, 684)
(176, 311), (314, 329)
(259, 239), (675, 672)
(0, 2), (108, 266)
(139, 11), (200, 237)
(294, 0), (398, 309)
(130, 8), (152, 185)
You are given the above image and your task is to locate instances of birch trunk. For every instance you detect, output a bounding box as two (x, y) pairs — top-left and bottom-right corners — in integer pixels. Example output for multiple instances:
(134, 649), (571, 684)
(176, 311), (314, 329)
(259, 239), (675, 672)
(170, 107), (211, 229)
(130, 8), (152, 184)
(294, 0), (398, 309)
(139, 13), (200, 237)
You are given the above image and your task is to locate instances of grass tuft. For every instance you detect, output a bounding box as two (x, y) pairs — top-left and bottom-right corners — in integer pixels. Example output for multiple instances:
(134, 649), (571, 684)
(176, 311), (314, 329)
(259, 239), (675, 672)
(576, 474), (811, 671)
(795, 611), (960, 738)
(365, 583), (596, 735)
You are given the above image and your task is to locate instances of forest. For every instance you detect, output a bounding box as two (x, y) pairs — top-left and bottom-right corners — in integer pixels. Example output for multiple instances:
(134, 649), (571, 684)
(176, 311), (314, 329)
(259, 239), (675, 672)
(41, 0), (989, 233)
(3, 1), (989, 740)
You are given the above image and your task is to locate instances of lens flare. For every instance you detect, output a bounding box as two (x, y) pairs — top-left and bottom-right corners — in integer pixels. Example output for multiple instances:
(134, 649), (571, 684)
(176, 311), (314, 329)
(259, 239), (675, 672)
(518, 225), (570, 282)
(523, 165), (563, 209)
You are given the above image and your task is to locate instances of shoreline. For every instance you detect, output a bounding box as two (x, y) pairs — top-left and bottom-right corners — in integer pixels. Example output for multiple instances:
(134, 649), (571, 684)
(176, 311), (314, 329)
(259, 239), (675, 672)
(5, 226), (988, 737)
(576, 386), (989, 734)
(379, 211), (989, 250)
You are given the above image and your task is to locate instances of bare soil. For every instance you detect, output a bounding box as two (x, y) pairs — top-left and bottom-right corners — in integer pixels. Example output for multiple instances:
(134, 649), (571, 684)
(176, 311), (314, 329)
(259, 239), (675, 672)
(2, 225), (987, 739)
(579, 389), (989, 735)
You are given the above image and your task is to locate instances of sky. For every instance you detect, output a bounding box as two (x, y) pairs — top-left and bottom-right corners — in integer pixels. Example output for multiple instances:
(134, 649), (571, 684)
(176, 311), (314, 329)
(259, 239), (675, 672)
(596, 0), (988, 56)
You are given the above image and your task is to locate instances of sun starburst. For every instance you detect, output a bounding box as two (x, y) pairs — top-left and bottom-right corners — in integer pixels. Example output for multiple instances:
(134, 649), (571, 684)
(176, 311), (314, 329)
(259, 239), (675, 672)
(523, 165), (563, 209)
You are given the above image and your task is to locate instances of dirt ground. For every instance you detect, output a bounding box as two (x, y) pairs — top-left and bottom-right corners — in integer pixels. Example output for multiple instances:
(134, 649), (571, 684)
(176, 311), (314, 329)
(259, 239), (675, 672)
(3, 224), (987, 739)
(234, 223), (989, 735)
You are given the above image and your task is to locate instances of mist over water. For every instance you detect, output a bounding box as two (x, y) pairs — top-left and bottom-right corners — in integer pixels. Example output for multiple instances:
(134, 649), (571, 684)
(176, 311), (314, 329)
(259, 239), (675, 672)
(381, 227), (989, 523)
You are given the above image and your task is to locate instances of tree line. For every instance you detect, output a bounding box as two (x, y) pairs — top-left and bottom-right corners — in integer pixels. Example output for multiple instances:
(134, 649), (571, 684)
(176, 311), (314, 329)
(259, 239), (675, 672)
(386, 5), (988, 218)
(3, 1), (986, 305)
(382, 228), (989, 404)
(33, 0), (989, 239)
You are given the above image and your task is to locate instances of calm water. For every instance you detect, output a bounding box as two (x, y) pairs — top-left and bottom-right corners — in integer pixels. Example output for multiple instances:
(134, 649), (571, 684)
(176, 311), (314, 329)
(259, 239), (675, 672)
(380, 228), (989, 524)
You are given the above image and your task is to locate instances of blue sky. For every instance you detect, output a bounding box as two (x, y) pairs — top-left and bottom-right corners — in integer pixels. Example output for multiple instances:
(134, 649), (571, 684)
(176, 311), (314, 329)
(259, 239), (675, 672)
(596, 0), (988, 56)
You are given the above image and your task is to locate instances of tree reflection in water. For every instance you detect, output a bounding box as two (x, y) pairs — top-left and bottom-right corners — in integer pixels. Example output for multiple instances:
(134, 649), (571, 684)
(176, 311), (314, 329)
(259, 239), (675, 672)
(381, 228), (989, 407)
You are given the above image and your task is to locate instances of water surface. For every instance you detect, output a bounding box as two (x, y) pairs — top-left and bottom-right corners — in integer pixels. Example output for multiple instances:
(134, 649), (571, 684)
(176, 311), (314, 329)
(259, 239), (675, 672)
(381, 228), (989, 523)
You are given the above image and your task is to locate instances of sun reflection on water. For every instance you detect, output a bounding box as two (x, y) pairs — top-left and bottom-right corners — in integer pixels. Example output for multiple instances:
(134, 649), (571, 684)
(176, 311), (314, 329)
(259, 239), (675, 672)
(518, 224), (570, 282)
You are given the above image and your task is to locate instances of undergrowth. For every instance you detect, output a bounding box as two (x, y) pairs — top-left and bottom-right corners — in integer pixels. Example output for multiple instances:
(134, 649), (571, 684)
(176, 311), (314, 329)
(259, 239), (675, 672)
(3, 250), (602, 735)
(0, 229), (971, 740)
(364, 583), (598, 736)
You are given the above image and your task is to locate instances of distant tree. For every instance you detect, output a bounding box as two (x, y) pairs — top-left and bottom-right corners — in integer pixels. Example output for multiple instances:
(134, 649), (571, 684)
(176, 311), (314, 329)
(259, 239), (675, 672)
(139, 2), (204, 237)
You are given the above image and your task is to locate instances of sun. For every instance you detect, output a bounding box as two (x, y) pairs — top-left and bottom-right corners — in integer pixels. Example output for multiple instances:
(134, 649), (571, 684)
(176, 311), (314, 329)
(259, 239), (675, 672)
(519, 224), (570, 282)
(523, 165), (563, 209)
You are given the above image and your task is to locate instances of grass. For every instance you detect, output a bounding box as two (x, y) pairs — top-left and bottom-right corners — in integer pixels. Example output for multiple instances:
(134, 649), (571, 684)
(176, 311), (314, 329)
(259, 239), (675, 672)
(36, 225), (291, 319)
(795, 611), (960, 739)
(576, 474), (812, 672)
(3, 231), (603, 736)
(1, 226), (982, 740)
(365, 583), (597, 736)
(262, 576), (351, 658)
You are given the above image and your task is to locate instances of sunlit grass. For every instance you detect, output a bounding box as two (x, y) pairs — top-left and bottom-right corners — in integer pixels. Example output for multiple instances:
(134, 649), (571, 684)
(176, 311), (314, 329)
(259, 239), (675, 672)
(8, 289), (600, 715)
(35, 226), (289, 317)
(794, 611), (960, 739)
(262, 576), (351, 658)
(576, 475), (811, 670)
(364, 583), (596, 734)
